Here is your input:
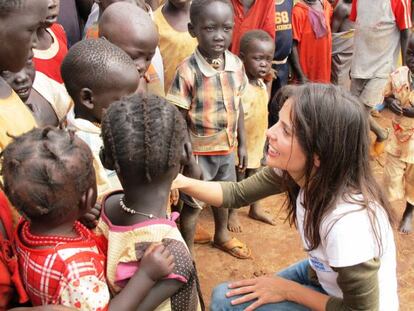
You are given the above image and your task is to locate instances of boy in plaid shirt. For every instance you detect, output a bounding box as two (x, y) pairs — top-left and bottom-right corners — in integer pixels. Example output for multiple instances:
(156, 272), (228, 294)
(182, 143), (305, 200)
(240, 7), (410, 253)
(167, 0), (251, 259)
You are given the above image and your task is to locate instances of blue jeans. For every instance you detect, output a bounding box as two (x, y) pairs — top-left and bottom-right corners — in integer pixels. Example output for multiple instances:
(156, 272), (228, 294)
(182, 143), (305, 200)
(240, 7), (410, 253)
(210, 260), (327, 311)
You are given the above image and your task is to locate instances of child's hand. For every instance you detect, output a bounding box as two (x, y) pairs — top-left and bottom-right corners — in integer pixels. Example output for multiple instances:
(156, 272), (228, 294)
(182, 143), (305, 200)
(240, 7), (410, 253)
(403, 106), (414, 118)
(385, 96), (403, 115)
(139, 244), (175, 282)
(79, 203), (102, 229)
(237, 144), (248, 172)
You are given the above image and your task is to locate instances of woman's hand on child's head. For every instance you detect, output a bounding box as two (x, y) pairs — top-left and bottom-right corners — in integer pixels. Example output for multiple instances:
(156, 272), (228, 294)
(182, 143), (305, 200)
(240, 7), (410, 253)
(140, 243), (175, 282)
(79, 202), (102, 229)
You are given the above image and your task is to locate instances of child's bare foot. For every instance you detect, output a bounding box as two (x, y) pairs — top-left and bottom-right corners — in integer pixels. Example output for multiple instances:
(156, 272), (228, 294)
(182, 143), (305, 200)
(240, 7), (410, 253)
(227, 209), (242, 232)
(399, 218), (412, 234)
(399, 203), (414, 234)
(248, 203), (276, 225)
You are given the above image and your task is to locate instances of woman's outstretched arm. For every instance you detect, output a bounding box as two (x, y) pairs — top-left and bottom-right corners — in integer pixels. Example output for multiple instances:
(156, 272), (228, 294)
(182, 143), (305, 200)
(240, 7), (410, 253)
(173, 166), (284, 208)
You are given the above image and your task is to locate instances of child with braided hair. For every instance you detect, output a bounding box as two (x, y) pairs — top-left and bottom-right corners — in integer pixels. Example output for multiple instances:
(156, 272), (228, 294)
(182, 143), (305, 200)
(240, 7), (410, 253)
(2, 127), (175, 310)
(98, 94), (203, 311)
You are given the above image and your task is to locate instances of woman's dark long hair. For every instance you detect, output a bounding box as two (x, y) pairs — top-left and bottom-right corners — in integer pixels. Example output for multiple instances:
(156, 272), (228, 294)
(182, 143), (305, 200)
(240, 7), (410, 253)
(278, 83), (394, 251)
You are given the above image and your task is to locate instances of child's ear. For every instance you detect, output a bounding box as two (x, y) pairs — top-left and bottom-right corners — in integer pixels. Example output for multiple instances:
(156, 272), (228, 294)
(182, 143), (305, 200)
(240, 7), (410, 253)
(99, 147), (115, 171)
(188, 22), (196, 38)
(181, 141), (193, 165)
(79, 88), (95, 110)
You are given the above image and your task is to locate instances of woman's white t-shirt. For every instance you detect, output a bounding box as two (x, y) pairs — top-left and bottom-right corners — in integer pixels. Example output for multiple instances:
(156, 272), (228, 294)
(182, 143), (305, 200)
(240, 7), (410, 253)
(295, 191), (398, 310)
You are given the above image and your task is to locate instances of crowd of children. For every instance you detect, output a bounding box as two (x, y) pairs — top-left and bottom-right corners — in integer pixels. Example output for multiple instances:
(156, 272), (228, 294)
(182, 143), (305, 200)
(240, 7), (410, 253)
(0, 0), (413, 309)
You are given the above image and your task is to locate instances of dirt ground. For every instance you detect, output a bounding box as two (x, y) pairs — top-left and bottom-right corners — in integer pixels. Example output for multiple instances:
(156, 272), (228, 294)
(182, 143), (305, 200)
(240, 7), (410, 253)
(193, 113), (414, 310)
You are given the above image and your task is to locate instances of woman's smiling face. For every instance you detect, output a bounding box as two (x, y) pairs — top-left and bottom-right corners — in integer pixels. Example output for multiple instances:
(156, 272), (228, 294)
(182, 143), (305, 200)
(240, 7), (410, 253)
(266, 99), (308, 182)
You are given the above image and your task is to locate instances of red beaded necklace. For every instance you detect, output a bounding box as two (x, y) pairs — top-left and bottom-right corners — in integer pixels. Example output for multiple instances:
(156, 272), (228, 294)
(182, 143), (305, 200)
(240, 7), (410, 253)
(21, 221), (87, 247)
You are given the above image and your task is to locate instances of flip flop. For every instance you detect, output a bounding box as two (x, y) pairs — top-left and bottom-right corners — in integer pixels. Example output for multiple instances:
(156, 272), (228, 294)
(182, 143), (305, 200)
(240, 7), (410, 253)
(213, 237), (252, 259)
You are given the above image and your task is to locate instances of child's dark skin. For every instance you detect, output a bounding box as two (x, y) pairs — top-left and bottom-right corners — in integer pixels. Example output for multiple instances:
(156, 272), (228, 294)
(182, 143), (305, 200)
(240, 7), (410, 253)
(1, 59), (59, 127)
(98, 3), (158, 93)
(162, 0), (191, 32)
(331, 0), (353, 33)
(238, 37), (276, 226)
(0, 0), (48, 99)
(41, 136), (174, 310)
(385, 34), (414, 234)
(185, 1), (248, 243)
(74, 64), (139, 124)
(100, 119), (193, 310)
(7, 133), (174, 310)
(35, 0), (60, 51)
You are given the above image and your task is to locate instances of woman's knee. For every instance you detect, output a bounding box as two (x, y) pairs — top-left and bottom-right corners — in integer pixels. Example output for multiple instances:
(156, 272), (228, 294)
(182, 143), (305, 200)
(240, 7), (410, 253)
(210, 282), (236, 311)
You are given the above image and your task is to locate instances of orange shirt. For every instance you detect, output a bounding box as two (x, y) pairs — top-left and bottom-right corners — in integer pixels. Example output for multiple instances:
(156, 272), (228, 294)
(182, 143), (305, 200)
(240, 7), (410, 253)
(292, 0), (332, 83)
(230, 0), (276, 56)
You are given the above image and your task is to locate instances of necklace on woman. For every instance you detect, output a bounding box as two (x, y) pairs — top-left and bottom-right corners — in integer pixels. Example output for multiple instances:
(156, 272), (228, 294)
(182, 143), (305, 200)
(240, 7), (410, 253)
(119, 196), (156, 219)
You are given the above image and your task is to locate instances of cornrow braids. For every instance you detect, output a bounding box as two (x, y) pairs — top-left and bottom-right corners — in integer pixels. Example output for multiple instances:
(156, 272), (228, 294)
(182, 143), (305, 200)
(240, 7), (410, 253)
(239, 30), (274, 55)
(1, 127), (95, 224)
(190, 0), (233, 24)
(101, 94), (186, 183)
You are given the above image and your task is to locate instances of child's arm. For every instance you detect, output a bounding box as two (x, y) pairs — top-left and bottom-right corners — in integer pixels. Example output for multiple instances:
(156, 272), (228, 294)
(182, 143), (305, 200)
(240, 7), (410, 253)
(400, 29), (410, 66)
(290, 41), (308, 84)
(237, 102), (247, 172)
(108, 244), (175, 311)
(331, 3), (348, 33)
(402, 106), (414, 117)
(384, 95), (403, 115)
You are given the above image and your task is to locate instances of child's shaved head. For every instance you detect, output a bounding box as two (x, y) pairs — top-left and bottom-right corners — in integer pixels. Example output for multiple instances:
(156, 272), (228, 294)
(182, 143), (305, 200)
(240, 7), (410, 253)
(0, 0), (23, 12)
(99, 2), (158, 77)
(61, 38), (136, 99)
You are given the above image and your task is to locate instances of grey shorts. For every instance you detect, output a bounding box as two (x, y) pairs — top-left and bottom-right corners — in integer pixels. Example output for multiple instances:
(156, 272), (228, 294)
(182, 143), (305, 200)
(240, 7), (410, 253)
(180, 153), (237, 209)
(350, 77), (388, 109)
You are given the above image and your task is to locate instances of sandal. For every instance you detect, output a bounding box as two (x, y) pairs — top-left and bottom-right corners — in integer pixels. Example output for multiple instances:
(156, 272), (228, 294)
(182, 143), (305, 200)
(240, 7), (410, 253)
(213, 237), (252, 259)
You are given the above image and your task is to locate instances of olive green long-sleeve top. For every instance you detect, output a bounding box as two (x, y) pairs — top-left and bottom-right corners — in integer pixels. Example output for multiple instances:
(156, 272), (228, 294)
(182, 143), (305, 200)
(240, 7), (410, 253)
(219, 166), (380, 311)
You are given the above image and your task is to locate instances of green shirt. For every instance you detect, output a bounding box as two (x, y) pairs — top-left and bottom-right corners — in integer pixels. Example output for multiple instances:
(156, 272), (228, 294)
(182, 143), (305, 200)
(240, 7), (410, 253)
(219, 166), (380, 310)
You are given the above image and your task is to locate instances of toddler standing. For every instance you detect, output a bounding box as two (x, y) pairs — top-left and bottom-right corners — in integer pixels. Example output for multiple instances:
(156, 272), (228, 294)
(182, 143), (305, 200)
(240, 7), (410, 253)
(237, 30), (276, 225)
(383, 54), (414, 234)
